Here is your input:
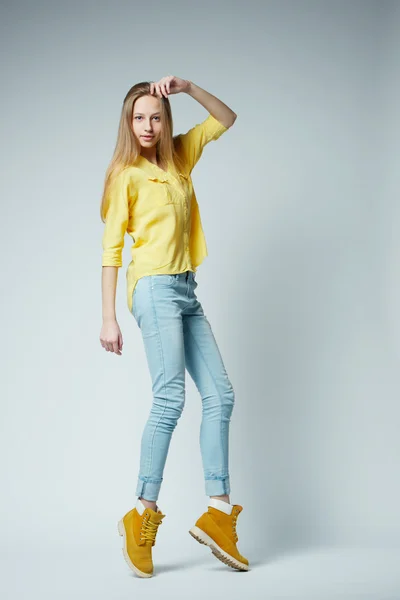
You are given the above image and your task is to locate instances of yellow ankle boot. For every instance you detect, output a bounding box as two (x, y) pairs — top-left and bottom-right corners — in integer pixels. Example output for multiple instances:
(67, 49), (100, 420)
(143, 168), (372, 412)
(189, 504), (249, 571)
(118, 504), (165, 578)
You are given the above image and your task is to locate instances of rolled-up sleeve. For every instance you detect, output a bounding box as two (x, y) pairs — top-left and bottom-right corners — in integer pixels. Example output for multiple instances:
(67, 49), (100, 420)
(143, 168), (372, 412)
(102, 171), (130, 267)
(175, 113), (229, 173)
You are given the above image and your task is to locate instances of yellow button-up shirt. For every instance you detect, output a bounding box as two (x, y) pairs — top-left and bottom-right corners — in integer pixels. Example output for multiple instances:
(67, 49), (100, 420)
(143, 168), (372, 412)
(101, 113), (229, 313)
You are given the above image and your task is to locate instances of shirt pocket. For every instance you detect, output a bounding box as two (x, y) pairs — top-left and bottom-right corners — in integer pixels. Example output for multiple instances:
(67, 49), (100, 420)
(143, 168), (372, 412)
(147, 176), (180, 205)
(177, 172), (192, 200)
(178, 172), (190, 188)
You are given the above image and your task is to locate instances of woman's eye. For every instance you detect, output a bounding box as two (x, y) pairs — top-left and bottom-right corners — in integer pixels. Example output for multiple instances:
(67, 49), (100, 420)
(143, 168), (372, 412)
(135, 116), (160, 121)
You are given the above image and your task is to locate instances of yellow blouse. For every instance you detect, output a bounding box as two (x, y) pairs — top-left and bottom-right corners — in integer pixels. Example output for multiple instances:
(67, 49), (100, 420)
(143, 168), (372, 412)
(101, 113), (229, 314)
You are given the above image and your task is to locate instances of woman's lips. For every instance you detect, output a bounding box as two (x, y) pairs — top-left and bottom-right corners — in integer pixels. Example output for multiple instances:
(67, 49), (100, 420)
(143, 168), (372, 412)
(142, 135), (153, 140)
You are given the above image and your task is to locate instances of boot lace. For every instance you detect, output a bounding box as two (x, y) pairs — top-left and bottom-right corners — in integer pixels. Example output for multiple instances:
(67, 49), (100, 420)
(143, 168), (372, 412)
(231, 513), (238, 543)
(141, 514), (163, 545)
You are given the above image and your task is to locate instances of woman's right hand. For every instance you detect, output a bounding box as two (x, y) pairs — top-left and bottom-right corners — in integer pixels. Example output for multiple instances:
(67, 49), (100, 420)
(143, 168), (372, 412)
(100, 319), (123, 355)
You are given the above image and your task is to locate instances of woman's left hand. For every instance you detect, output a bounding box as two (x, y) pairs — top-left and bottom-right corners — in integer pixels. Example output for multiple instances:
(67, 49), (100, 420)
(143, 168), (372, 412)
(150, 76), (190, 98)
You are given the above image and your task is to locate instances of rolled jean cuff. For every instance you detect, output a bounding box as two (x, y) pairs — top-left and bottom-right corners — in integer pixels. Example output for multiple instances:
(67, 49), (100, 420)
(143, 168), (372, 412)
(205, 475), (230, 496)
(136, 477), (162, 501)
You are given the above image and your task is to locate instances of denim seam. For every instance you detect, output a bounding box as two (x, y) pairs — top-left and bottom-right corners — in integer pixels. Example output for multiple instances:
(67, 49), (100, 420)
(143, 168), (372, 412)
(184, 320), (226, 478)
(138, 475), (163, 483)
(145, 281), (169, 482)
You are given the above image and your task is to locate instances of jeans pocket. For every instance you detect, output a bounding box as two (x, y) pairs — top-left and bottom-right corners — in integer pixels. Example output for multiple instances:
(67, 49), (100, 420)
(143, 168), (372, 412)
(151, 274), (175, 287)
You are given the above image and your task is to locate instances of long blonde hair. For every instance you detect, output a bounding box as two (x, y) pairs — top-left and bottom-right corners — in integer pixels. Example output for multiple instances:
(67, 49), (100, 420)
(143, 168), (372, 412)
(100, 81), (185, 222)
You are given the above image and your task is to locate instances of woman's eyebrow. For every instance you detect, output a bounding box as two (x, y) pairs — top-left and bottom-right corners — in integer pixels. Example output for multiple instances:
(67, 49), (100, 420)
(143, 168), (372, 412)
(134, 112), (161, 116)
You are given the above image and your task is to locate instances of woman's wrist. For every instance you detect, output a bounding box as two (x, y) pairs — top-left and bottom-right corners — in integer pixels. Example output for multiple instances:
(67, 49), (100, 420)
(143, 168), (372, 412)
(103, 315), (117, 323)
(184, 80), (193, 94)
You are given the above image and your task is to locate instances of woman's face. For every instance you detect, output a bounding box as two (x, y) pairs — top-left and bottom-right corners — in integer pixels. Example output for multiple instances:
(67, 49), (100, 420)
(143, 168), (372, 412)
(132, 95), (163, 149)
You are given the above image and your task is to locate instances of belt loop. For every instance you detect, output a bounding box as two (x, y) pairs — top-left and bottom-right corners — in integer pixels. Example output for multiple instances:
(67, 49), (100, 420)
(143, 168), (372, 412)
(185, 270), (189, 281)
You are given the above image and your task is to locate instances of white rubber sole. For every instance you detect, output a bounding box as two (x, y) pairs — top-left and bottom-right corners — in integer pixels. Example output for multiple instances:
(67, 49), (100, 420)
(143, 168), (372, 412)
(189, 525), (249, 571)
(117, 519), (153, 578)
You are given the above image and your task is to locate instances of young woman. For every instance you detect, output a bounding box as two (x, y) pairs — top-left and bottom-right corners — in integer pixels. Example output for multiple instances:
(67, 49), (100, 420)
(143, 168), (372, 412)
(100, 76), (249, 577)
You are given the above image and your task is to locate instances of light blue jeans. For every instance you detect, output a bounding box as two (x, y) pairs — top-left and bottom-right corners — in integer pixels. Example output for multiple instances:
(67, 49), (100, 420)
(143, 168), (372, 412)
(131, 270), (235, 502)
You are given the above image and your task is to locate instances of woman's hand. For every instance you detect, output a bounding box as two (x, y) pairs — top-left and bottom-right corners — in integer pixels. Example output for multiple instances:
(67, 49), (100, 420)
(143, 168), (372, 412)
(150, 76), (191, 98)
(100, 319), (123, 356)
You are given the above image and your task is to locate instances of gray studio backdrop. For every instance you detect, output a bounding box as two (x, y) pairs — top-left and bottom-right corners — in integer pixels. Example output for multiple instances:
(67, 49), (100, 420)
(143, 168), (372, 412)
(1, 0), (399, 598)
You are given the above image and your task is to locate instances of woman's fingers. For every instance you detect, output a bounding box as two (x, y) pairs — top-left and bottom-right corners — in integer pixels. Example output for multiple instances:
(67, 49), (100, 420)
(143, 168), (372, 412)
(151, 78), (172, 98)
(100, 339), (121, 353)
(100, 322), (122, 355)
(160, 82), (168, 97)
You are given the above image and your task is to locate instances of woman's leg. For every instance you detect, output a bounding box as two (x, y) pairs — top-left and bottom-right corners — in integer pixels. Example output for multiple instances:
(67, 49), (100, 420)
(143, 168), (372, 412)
(182, 286), (235, 499)
(131, 275), (186, 504)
